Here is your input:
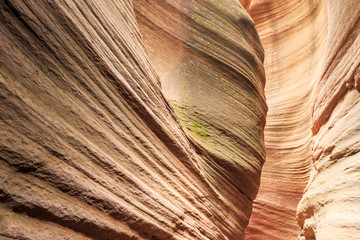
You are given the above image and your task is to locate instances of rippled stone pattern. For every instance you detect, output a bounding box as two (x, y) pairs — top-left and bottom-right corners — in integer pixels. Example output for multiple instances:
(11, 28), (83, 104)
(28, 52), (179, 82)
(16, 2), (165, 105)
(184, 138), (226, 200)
(134, 0), (267, 214)
(0, 0), (266, 239)
(245, 0), (360, 239)
(297, 0), (360, 239)
(245, 0), (328, 239)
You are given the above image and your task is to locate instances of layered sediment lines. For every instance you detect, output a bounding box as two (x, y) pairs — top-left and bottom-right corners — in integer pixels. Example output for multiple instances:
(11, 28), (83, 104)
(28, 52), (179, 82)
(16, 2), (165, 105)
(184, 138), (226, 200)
(245, 0), (328, 239)
(133, 0), (267, 215)
(246, 0), (360, 239)
(297, 0), (360, 238)
(0, 0), (266, 239)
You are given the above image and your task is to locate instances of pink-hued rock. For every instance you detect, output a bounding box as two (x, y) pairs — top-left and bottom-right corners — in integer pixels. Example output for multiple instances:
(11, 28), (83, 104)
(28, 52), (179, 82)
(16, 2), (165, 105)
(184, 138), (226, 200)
(0, 0), (266, 239)
(2, 0), (359, 239)
(297, 0), (360, 239)
(245, 0), (328, 239)
(245, 0), (360, 239)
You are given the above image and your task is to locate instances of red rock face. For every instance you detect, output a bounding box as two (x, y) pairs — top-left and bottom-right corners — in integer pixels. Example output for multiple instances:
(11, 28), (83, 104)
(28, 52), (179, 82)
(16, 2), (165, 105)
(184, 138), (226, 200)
(0, 0), (266, 239)
(244, 0), (328, 239)
(239, 0), (252, 11)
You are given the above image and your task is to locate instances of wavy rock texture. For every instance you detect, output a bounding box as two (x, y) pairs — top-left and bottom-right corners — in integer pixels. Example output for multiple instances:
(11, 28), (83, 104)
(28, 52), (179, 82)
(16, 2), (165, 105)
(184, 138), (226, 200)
(133, 0), (266, 209)
(297, 0), (360, 239)
(245, 0), (360, 239)
(0, 0), (266, 239)
(245, 0), (328, 239)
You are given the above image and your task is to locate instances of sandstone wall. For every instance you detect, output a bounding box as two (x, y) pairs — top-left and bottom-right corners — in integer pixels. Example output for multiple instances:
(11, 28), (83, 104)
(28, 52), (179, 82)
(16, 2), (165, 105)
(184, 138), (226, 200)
(133, 0), (266, 213)
(245, 0), (360, 239)
(0, 0), (266, 239)
(245, 0), (328, 239)
(1, 0), (359, 239)
(297, 0), (360, 239)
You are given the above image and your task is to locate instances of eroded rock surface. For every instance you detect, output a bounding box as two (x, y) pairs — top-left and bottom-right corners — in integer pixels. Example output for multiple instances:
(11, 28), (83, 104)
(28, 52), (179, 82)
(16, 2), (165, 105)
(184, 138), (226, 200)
(297, 0), (360, 239)
(245, 0), (360, 239)
(1, 0), (359, 239)
(0, 0), (266, 239)
(245, 0), (328, 239)
(133, 0), (267, 210)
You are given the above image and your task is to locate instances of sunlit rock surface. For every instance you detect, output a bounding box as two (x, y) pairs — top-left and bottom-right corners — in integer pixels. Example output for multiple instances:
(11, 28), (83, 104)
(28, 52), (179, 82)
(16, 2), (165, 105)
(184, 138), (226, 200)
(0, 0), (266, 239)
(245, 0), (360, 239)
(245, 0), (328, 239)
(133, 0), (267, 214)
(2, 0), (359, 239)
(297, 0), (360, 239)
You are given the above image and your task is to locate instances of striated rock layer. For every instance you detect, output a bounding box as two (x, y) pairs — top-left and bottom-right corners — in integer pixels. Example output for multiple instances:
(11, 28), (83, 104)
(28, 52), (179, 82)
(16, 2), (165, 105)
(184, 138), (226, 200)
(133, 0), (267, 210)
(297, 0), (360, 239)
(245, 0), (360, 239)
(0, 0), (266, 239)
(245, 0), (328, 239)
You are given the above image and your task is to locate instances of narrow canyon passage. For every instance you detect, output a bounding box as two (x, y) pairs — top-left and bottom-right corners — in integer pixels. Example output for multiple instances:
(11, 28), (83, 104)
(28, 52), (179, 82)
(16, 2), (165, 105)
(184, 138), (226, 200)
(0, 0), (359, 239)
(246, 0), (360, 239)
(245, 0), (328, 239)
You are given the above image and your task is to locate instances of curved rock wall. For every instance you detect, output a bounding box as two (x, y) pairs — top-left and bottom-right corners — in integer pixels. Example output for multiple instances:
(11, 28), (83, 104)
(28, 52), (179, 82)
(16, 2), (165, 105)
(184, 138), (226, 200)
(245, 0), (328, 239)
(245, 0), (360, 239)
(2, 0), (358, 239)
(297, 0), (360, 239)
(0, 0), (266, 239)
(133, 0), (267, 209)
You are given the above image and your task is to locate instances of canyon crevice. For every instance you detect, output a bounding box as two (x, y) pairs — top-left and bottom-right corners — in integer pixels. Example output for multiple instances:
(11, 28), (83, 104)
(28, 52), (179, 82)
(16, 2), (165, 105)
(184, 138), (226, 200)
(0, 0), (359, 239)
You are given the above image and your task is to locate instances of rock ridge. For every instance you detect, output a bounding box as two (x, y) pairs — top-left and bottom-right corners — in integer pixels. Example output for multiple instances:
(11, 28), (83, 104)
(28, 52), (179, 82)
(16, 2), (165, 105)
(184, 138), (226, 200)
(0, 0), (266, 239)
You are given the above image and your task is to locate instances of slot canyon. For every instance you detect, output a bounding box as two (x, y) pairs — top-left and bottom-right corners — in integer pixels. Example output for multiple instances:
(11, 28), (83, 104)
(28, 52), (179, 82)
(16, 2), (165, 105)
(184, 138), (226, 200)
(0, 0), (359, 239)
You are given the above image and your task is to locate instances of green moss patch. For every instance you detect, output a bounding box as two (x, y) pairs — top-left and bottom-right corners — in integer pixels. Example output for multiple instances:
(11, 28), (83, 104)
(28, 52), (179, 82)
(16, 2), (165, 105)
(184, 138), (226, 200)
(187, 121), (210, 139)
(170, 100), (211, 140)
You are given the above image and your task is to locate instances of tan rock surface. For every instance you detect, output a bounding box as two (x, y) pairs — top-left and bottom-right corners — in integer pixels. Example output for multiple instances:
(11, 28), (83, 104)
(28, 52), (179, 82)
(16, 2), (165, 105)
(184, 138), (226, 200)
(245, 0), (328, 239)
(2, 0), (359, 239)
(245, 0), (360, 239)
(0, 0), (266, 239)
(133, 0), (267, 211)
(297, 0), (360, 239)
